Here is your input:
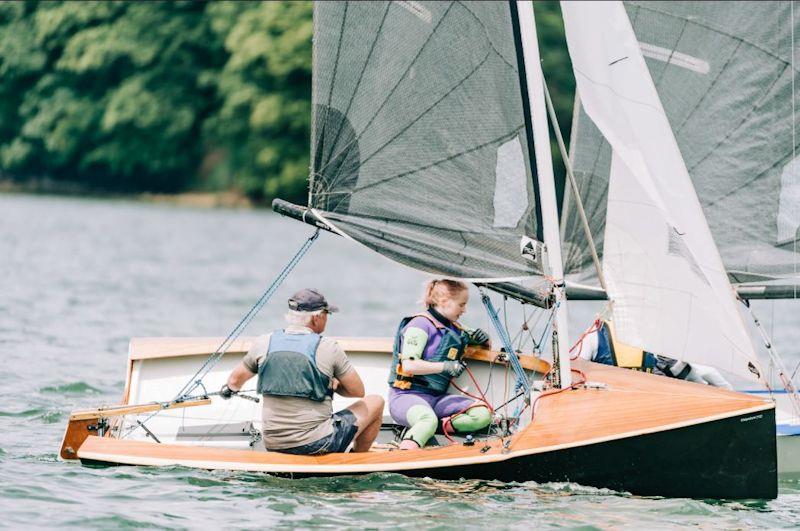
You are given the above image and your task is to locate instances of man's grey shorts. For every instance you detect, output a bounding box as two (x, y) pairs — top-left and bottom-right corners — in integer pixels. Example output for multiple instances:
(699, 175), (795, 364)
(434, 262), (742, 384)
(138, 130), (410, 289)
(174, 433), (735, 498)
(277, 410), (359, 455)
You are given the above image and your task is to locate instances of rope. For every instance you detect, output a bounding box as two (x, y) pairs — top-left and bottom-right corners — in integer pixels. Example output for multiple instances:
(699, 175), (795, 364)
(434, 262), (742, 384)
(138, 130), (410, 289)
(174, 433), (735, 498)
(529, 368), (587, 423)
(478, 288), (532, 398)
(124, 229), (320, 438)
(175, 228), (321, 401)
(570, 318), (603, 360)
(792, 0), (796, 299)
(443, 367), (495, 444)
(543, 80), (607, 292)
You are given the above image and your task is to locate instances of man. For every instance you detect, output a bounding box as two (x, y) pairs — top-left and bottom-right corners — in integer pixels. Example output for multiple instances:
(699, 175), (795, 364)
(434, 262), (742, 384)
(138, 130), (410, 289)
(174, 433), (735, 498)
(220, 288), (384, 454)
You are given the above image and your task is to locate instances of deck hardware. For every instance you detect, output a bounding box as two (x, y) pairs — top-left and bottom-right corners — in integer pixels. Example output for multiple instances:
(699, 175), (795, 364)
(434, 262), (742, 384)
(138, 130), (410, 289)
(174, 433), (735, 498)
(237, 393), (260, 403)
(463, 435), (475, 446)
(249, 425), (262, 448)
(136, 420), (162, 444)
(501, 439), (513, 454)
(583, 381), (608, 390)
(480, 444), (492, 453)
(87, 418), (109, 437)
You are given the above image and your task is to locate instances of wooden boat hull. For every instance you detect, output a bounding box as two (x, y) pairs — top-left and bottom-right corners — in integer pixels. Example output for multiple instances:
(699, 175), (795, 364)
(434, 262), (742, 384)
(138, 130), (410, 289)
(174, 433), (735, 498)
(77, 406), (776, 499)
(62, 337), (778, 499)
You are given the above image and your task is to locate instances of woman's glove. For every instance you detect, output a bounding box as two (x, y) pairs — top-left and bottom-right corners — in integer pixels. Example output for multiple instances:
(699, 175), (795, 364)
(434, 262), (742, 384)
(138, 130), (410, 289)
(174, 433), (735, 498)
(467, 327), (490, 346)
(442, 360), (466, 378)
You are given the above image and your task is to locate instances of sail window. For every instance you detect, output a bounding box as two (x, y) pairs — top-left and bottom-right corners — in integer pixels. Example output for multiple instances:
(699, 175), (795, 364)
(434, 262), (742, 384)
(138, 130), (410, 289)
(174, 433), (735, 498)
(777, 156), (800, 244)
(493, 136), (528, 228)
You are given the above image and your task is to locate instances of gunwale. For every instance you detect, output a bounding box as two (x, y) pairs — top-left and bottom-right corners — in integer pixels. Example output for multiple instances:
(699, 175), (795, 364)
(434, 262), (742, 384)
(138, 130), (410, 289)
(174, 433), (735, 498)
(126, 336), (551, 373)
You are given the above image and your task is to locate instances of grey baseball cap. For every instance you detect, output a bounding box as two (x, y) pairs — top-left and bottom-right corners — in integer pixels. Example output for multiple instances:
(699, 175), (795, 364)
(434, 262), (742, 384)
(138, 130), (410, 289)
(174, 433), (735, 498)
(288, 288), (339, 313)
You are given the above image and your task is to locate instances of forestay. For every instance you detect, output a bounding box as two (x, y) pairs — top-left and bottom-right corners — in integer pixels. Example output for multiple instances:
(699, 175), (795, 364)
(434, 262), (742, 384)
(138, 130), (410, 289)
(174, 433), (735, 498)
(562, 1), (800, 286)
(310, 1), (543, 282)
(561, 1), (764, 382)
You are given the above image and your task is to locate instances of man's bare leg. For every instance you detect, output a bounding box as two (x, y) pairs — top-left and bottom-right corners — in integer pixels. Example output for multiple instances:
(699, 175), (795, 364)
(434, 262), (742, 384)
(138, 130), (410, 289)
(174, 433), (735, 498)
(345, 394), (384, 452)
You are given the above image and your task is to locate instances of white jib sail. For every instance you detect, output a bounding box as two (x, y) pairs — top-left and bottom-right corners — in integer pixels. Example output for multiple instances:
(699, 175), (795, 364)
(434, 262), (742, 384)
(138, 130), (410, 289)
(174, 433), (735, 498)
(560, 1), (763, 382)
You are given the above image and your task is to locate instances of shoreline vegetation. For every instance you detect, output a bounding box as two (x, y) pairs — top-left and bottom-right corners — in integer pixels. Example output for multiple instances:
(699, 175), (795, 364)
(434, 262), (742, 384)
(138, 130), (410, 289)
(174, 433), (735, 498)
(0, 1), (572, 206)
(0, 178), (254, 209)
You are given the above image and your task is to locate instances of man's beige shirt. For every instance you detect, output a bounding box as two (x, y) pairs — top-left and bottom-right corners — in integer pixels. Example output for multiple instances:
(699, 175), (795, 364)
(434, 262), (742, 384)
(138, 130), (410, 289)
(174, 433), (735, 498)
(242, 325), (353, 449)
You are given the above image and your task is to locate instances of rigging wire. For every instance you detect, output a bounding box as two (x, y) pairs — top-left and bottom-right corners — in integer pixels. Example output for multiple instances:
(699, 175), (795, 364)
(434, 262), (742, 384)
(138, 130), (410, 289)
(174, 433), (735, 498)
(793, 0), (797, 300)
(175, 228), (321, 401)
(478, 288), (532, 399)
(122, 229), (321, 439)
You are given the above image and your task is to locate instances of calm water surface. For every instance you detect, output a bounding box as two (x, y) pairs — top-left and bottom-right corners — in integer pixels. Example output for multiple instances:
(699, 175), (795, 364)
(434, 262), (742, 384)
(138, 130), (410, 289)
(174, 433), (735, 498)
(1, 193), (799, 529)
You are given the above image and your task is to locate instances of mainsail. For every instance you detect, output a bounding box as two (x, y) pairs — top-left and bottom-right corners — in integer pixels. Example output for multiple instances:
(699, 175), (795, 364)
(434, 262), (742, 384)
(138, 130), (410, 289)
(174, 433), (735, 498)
(310, 1), (543, 282)
(563, 1), (800, 286)
(561, 1), (764, 382)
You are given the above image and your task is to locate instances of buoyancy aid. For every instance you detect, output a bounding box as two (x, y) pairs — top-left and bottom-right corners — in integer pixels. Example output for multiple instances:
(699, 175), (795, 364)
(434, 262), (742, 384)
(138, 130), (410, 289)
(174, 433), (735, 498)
(257, 330), (333, 401)
(387, 312), (470, 394)
(595, 321), (658, 373)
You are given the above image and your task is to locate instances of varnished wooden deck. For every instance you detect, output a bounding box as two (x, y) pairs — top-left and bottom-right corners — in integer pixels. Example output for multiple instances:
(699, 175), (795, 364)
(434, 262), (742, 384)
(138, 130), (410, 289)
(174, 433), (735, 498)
(126, 336), (550, 373)
(77, 359), (772, 473)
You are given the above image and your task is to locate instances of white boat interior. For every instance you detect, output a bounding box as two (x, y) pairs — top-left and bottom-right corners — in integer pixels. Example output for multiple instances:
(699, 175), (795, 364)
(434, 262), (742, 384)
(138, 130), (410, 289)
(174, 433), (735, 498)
(118, 337), (544, 450)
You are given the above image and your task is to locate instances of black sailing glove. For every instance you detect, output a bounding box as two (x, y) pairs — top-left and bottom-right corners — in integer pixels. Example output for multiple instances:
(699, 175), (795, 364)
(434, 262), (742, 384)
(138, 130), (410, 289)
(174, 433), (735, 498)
(442, 360), (466, 378)
(219, 384), (238, 400)
(468, 328), (491, 346)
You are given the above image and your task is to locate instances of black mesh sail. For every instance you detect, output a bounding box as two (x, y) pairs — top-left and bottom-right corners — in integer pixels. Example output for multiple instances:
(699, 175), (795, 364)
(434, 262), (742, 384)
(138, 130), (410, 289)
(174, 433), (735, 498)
(310, 1), (542, 281)
(563, 1), (800, 285)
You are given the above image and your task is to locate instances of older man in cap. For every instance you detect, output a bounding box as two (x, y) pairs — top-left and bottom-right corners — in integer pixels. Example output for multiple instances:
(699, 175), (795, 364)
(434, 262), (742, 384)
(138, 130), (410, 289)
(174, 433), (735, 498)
(220, 288), (384, 454)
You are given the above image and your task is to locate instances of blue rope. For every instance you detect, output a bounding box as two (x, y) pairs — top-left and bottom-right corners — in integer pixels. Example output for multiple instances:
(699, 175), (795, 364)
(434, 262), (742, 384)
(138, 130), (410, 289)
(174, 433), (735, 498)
(175, 228), (321, 401)
(536, 300), (559, 351)
(479, 288), (532, 400)
(123, 229), (321, 440)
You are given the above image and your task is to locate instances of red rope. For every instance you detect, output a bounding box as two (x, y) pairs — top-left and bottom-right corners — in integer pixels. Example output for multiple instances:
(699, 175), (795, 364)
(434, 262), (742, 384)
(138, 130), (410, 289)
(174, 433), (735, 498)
(570, 318), (602, 360)
(529, 368), (587, 422)
(443, 366), (496, 443)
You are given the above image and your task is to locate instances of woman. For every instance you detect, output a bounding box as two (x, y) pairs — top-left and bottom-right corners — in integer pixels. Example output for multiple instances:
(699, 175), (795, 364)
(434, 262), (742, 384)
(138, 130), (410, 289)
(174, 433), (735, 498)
(387, 279), (493, 450)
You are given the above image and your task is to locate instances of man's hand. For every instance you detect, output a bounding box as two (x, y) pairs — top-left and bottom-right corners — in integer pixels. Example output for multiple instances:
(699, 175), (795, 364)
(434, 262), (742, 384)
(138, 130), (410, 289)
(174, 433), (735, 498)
(219, 384), (238, 400)
(442, 360), (466, 378)
(468, 328), (491, 346)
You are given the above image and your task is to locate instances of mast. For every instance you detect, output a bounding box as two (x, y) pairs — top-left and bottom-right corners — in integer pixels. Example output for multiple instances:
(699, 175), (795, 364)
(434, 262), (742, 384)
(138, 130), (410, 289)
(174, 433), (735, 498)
(514, 0), (571, 388)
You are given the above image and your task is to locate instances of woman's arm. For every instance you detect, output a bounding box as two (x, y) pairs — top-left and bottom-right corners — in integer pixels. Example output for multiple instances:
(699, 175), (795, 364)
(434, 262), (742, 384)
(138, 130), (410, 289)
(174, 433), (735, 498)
(401, 358), (446, 375)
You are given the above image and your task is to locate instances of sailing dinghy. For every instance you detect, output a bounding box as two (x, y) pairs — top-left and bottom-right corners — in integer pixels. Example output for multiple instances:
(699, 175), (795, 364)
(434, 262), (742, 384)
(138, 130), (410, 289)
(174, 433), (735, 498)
(60, 1), (778, 499)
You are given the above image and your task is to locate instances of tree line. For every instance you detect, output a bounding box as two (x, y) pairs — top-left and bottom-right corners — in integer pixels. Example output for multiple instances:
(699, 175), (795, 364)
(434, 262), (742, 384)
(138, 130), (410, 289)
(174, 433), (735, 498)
(0, 1), (573, 204)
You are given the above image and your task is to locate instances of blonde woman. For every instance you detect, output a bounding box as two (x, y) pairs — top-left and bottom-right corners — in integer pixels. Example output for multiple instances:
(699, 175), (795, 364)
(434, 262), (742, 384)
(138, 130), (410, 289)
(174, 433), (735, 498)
(387, 280), (493, 450)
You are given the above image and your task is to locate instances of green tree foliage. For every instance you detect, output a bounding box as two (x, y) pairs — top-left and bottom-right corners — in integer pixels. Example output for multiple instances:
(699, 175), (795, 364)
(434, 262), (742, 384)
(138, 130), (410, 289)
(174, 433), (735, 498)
(204, 1), (312, 201)
(0, 1), (573, 204)
(0, 1), (223, 192)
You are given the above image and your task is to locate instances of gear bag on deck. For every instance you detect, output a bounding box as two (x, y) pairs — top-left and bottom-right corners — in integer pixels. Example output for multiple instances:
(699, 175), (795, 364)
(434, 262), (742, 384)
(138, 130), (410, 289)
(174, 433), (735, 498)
(257, 331), (332, 401)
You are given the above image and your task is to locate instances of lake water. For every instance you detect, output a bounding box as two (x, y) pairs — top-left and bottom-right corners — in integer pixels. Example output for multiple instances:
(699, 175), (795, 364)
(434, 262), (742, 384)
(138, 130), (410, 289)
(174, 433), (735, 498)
(1, 193), (799, 529)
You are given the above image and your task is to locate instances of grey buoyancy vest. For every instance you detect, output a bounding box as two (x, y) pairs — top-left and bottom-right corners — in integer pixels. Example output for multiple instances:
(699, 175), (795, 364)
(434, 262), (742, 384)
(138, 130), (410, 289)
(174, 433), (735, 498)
(388, 313), (469, 395)
(257, 330), (332, 402)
